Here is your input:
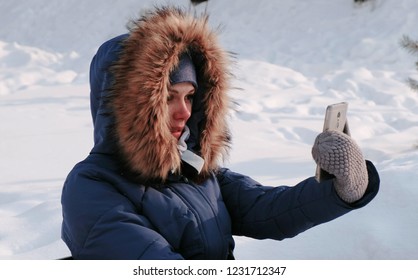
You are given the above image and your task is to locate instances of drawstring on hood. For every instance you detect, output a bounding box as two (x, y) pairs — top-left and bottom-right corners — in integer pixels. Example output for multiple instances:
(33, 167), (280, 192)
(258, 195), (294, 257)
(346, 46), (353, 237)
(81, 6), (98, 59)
(100, 6), (232, 183)
(177, 125), (205, 174)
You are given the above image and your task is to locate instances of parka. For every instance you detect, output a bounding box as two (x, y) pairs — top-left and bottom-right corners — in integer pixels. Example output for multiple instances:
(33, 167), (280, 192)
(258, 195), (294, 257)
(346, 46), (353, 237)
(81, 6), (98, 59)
(61, 6), (379, 260)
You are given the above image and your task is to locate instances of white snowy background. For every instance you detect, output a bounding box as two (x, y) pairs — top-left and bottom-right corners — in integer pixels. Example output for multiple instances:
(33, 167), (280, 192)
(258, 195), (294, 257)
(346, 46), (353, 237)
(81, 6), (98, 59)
(1, 0), (417, 260)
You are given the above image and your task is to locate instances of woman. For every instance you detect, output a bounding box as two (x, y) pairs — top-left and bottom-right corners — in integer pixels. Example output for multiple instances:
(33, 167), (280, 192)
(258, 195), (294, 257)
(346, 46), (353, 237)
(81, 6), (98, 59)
(61, 6), (379, 260)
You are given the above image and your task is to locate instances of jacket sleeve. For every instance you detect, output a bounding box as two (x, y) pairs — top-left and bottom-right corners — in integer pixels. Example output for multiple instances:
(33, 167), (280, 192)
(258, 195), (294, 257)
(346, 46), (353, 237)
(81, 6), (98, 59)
(61, 165), (184, 260)
(217, 160), (379, 240)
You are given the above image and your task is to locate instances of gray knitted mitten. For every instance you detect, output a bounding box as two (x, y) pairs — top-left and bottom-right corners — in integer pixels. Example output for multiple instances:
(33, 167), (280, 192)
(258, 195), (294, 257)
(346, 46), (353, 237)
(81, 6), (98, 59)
(312, 130), (368, 203)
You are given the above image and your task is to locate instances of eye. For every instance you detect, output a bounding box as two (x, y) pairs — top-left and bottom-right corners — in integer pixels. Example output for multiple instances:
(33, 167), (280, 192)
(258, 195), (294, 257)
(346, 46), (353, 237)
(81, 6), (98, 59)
(186, 93), (195, 102)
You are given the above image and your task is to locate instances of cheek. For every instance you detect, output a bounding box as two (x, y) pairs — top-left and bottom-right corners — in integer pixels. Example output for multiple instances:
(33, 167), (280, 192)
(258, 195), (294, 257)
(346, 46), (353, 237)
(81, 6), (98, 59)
(167, 103), (176, 123)
(167, 103), (174, 116)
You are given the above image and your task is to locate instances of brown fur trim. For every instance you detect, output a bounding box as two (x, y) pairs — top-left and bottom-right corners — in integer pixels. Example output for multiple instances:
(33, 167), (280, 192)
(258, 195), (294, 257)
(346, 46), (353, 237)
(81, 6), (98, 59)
(109, 6), (232, 182)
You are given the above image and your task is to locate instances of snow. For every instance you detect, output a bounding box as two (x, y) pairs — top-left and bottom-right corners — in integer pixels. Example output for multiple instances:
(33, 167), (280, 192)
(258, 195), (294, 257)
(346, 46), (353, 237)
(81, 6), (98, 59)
(1, 0), (418, 260)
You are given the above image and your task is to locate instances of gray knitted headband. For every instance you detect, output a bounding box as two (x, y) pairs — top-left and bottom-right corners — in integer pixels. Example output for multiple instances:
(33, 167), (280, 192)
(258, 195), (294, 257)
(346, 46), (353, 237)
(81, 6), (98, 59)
(170, 53), (198, 89)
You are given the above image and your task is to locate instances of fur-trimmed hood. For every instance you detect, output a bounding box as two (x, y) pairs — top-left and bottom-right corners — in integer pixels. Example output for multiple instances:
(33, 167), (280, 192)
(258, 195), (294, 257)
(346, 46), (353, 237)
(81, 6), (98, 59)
(91, 6), (232, 182)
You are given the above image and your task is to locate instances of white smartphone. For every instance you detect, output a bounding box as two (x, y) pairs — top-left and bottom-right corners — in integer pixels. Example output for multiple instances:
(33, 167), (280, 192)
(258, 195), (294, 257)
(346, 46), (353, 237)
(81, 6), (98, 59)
(322, 102), (350, 135)
(315, 102), (350, 182)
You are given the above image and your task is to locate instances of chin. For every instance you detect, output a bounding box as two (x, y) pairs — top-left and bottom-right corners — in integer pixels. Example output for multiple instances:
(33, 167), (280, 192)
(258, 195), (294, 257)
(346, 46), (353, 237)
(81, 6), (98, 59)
(172, 132), (181, 139)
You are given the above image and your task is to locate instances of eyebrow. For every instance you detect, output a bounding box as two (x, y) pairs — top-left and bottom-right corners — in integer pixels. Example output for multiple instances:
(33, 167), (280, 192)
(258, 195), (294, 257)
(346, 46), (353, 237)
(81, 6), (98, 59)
(168, 87), (195, 94)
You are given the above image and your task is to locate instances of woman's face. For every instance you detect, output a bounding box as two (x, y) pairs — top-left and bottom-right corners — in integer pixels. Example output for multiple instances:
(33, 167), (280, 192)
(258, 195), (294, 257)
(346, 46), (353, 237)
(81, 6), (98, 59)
(167, 82), (195, 139)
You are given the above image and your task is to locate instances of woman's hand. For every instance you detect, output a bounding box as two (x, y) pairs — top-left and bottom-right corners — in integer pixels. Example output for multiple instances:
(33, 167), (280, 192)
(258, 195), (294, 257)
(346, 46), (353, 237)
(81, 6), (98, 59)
(312, 130), (368, 203)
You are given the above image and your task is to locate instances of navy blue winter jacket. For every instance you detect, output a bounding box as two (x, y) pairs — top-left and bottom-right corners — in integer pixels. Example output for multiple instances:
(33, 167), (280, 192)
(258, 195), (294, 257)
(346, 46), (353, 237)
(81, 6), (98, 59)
(61, 7), (379, 260)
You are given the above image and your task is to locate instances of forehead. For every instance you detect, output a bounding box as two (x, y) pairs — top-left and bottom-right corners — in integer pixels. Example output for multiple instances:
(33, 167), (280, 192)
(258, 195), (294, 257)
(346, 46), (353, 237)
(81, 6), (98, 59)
(169, 82), (195, 93)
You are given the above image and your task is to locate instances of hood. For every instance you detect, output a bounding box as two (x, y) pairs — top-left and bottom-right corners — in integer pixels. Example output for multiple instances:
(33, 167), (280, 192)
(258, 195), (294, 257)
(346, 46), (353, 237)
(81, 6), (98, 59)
(91, 6), (232, 182)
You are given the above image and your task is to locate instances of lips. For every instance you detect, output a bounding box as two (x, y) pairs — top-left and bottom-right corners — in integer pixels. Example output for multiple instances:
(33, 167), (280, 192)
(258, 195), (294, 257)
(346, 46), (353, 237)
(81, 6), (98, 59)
(171, 126), (184, 139)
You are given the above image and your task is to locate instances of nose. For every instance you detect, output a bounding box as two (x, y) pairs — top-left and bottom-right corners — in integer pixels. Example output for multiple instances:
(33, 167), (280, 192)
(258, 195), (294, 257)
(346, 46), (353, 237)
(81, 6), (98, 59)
(173, 99), (191, 121)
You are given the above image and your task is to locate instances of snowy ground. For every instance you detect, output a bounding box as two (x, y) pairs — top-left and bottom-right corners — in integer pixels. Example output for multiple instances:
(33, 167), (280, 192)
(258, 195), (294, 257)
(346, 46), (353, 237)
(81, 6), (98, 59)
(1, 0), (418, 260)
